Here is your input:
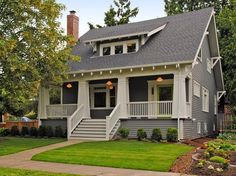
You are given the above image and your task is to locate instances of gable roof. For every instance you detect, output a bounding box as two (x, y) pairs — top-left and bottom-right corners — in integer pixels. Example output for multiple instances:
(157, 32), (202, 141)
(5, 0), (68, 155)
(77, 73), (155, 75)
(69, 7), (214, 72)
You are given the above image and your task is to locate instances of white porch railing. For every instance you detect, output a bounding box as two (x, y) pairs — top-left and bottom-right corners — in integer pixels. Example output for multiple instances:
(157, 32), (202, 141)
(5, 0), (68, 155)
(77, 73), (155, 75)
(127, 101), (173, 117)
(46, 104), (77, 118)
(106, 104), (120, 140)
(67, 104), (84, 138)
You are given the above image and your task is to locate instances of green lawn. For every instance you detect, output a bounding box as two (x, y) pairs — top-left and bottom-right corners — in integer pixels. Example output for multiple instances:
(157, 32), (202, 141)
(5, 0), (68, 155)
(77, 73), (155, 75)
(0, 137), (65, 156)
(0, 167), (78, 176)
(32, 140), (193, 172)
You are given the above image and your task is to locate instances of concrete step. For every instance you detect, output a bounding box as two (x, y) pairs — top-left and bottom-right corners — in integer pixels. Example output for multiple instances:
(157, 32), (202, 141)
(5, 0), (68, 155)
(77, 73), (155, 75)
(72, 131), (106, 135)
(76, 125), (106, 129)
(69, 135), (107, 141)
(83, 119), (106, 122)
(70, 133), (106, 138)
(80, 122), (106, 126)
(75, 128), (106, 132)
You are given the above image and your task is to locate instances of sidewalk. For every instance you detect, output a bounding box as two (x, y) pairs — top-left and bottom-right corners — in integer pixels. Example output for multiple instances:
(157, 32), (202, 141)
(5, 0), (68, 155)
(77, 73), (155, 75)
(0, 140), (192, 176)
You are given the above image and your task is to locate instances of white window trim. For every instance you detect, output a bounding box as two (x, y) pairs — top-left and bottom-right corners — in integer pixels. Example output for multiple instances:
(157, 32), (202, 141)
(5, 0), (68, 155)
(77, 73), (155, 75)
(197, 122), (201, 134)
(202, 86), (209, 112)
(204, 122), (208, 133)
(213, 123), (216, 132)
(100, 39), (139, 56)
(207, 58), (212, 73)
(214, 95), (217, 115)
(90, 83), (117, 109)
(193, 80), (200, 97)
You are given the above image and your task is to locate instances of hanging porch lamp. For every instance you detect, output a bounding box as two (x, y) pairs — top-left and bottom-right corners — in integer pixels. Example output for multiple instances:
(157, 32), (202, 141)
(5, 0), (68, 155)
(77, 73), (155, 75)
(106, 80), (113, 90)
(156, 76), (164, 82)
(66, 83), (72, 88)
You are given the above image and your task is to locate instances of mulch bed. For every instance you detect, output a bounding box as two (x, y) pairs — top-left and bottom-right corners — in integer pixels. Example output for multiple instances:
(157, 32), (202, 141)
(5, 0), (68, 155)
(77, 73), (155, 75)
(171, 137), (236, 176)
(170, 137), (214, 173)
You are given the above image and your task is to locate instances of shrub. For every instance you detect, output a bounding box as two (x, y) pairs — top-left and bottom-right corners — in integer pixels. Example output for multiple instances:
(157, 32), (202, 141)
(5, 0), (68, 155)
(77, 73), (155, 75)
(0, 128), (9, 136)
(45, 126), (53, 138)
(38, 125), (46, 137)
(166, 128), (178, 142)
(55, 126), (64, 138)
(10, 126), (20, 136)
(118, 128), (130, 139)
(137, 128), (147, 141)
(21, 126), (29, 136)
(209, 156), (229, 169)
(29, 127), (38, 137)
(151, 128), (162, 142)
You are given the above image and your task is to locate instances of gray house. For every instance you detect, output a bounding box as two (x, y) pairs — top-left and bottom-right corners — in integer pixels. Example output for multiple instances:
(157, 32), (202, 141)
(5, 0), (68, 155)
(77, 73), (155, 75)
(38, 7), (225, 140)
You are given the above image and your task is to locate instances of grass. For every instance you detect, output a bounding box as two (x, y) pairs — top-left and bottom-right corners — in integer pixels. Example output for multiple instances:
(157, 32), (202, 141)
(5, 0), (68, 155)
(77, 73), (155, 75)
(0, 137), (65, 156)
(0, 167), (79, 176)
(32, 140), (193, 172)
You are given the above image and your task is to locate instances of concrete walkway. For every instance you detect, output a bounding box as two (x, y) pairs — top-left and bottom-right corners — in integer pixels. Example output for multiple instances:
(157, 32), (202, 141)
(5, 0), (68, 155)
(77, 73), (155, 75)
(0, 140), (191, 176)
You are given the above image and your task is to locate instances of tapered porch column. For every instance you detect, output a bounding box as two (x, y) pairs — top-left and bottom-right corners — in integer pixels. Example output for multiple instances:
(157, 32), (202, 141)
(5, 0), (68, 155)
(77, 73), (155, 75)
(38, 86), (50, 120)
(172, 72), (187, 119)
(117, 76), (129, 118)
(78, 80), (90, 118)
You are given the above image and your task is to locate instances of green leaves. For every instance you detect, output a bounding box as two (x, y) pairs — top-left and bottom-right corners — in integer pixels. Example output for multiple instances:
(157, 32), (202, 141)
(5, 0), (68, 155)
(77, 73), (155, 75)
(0, 0), (79, 115)
(88, 0), (139, 29)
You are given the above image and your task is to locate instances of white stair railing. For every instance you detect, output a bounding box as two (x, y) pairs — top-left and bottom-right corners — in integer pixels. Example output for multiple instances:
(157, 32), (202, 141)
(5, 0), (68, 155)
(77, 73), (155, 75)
(127, 101), (173, 117)
(106, 104), (120, 140)
(67, 104), (84, 138)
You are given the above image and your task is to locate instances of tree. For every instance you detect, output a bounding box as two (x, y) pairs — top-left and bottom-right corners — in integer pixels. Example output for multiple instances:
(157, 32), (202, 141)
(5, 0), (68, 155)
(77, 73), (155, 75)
(164, 0), (236, 104)
(0, 0), (79, 116)
(88, 0), (139, 29)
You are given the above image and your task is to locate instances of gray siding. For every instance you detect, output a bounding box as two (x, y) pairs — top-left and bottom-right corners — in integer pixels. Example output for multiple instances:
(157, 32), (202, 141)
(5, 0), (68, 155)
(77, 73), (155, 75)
(62, 82), (78, 104)
(185, 36), (218, 139)
(90, 109), (113, 119)
(41, 119), (67, 131)
(120, 119), (177, 139)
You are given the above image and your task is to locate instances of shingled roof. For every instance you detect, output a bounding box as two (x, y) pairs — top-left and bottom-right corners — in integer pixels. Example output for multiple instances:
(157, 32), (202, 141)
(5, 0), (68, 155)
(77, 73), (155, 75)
(69, 7), (214, 72)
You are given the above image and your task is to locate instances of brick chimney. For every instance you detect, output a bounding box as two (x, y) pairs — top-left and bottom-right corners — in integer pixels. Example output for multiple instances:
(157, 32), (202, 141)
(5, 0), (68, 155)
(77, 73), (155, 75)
(67, 10), (79, 41)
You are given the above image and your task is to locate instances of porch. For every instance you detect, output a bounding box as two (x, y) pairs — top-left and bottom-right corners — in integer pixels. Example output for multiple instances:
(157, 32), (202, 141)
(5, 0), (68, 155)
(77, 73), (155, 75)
(38, 67), (192, 140)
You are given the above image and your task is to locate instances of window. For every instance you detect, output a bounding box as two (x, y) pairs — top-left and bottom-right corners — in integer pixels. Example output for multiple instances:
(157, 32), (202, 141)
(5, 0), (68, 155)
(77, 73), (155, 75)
(198, 48), (202, 62)
(204, 122), (208, 133)
(193, 80), (200, 97)
(115, 45), (123, 54)
(197, 122), (201, 134)
(103, 47), (111, 56)
(214, 95), (217, 115)
(202, 87), (209, 112)
(207, 58), (211, 73)
(185, 78), (190, 102)
(100, 40), (138, 56)
(213, 123), (216, 132)
(127, 43), (136, 53)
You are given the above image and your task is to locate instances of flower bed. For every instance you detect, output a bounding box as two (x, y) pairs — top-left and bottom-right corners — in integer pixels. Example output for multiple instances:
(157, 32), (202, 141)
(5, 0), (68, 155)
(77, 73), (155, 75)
(191, 139), (236, 176)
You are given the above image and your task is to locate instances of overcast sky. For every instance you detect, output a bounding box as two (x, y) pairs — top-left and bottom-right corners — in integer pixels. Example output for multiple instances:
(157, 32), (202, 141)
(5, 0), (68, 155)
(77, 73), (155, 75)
(56, 0), (166, 36)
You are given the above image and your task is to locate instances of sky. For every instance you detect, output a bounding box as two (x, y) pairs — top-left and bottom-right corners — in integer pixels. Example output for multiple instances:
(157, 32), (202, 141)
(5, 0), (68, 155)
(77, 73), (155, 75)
(57, 0), (166, 36)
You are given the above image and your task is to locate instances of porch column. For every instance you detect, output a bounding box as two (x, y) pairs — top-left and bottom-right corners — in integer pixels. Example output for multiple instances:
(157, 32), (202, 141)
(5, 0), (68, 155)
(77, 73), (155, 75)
(38, 86), (50, 120)
(117, 76), (129, 118)
(172, 72), (187, 119)
(78, 80), (90, 118)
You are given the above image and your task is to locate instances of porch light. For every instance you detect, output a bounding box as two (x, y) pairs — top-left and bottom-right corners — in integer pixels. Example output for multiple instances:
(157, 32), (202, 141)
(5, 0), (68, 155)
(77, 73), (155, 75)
(156, 76), (163, 82)
(106, 81), (113, 89)
(66, 83), (72, 88)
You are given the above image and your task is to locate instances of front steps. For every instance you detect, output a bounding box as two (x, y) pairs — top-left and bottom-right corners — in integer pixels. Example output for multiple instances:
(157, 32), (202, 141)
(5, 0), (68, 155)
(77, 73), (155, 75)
(69, 118), (120, 140)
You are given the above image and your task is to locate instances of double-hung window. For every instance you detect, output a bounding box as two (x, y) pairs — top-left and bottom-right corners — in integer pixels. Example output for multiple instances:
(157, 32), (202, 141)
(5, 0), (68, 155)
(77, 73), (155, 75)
(202, 87), (209, 112)
(193, 80), (200, 97)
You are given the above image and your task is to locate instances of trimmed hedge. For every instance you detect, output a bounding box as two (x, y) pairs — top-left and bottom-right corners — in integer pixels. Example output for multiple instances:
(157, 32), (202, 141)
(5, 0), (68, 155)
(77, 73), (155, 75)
(137, 128), (147, 141)
(29, 127), (38, 137)
(10, 126), (20, 136)
(151, 128), (162, 142)
(21, 126), (29, 136)
(38, 125), (46, 137)
(166, 128), (178, 142)
(45, 126), (53, 138)
(118, 128), (130, 139)
(55, 126), (63, 138)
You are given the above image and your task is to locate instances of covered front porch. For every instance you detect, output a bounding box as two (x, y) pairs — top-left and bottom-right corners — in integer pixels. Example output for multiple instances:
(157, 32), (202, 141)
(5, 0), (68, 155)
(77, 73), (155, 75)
(38, 64), (192, 140)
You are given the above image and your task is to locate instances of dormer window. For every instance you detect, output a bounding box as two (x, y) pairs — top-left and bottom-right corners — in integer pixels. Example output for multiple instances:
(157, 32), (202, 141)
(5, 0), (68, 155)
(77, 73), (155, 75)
(103, 46), (111, 56)
(100, 39), (138, 56)
(115, 45), (123, 54)
(127, 43), (136, 53)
